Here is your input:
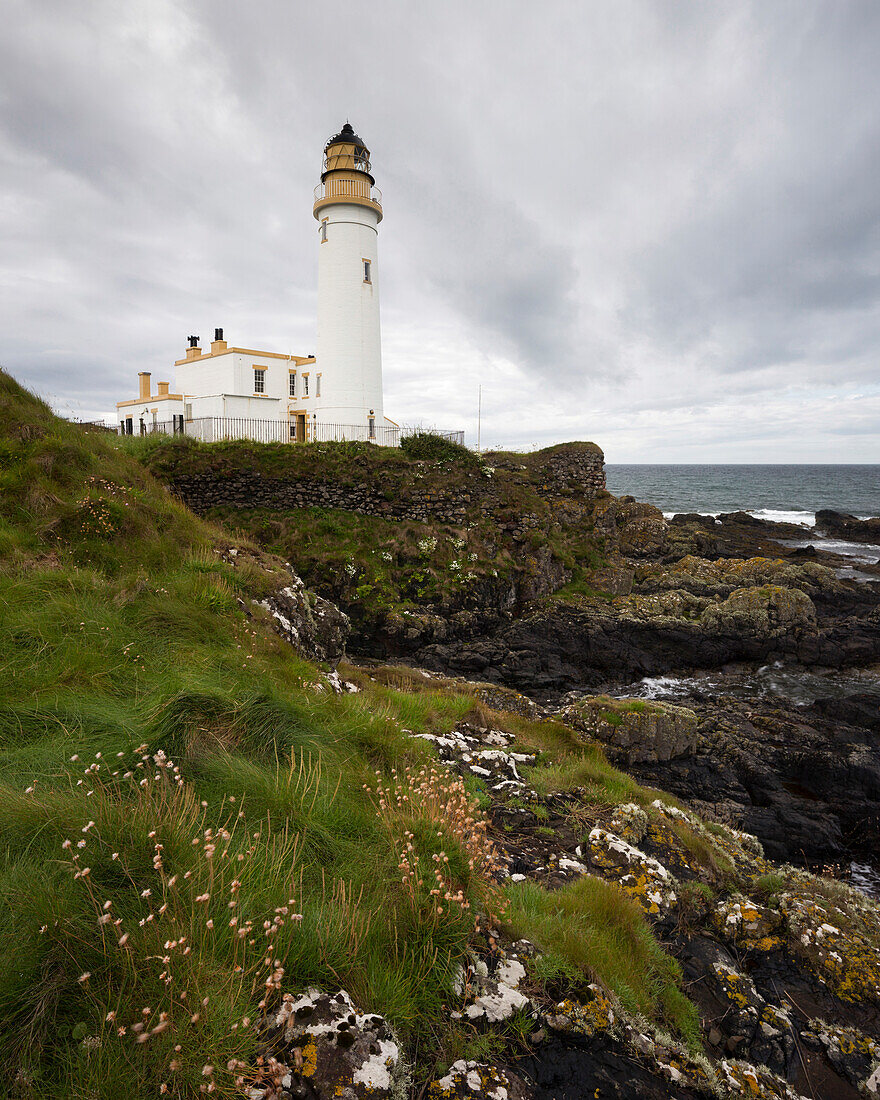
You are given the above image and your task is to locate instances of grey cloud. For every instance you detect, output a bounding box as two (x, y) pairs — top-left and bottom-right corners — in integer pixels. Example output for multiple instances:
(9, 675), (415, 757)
(2, 0), (880, 458)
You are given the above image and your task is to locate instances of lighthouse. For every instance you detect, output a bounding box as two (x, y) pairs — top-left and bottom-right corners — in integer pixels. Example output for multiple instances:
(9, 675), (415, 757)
(118, 121), (473, 448)
(313, 122), (384, 437)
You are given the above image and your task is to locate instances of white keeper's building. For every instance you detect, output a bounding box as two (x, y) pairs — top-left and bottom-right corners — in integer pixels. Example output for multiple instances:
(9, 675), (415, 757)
(117, 123), (399, 445)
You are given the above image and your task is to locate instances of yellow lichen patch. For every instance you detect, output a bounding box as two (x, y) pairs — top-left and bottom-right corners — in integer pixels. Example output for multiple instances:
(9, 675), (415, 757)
(720, 1060), (804, 1099)
(586, 827), (678, 917)
(300, 1039), (318, 1078)
(810, 1021), (879, 1058)
(759, 1004), (792, 1033)
(712, 962), (762, 1013)
(780, 880), (880, 1005)
(550, 989), (615, 1037)
(712, 896), (785, 953)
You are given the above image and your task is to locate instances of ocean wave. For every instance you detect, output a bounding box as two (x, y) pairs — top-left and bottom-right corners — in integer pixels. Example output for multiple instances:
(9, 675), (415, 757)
(660, 509), (874, 527)
(747, 509), (814, 526)
(788, 538), (880, 564)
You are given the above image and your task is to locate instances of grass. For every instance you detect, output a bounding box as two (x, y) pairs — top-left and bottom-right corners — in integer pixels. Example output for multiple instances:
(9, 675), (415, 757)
(134, 430), (609, 650)
(0, 370), (707, 1094)
(206, 506), (518, 644)
(518, 723), (655, 808)
(504, 876), (702, 1050)
(399, 430), (481, 467)
(0, 373), (498, 1095)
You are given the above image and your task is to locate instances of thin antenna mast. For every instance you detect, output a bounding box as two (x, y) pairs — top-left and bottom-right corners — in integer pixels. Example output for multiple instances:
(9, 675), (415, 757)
(477, 384), (482, 453)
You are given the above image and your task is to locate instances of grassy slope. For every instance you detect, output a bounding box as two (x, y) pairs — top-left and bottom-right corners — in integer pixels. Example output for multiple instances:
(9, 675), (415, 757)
(0, 371), (696, 1097)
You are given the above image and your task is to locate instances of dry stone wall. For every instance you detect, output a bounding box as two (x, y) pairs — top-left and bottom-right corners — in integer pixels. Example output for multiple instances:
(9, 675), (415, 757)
(159, 444), (605, 527)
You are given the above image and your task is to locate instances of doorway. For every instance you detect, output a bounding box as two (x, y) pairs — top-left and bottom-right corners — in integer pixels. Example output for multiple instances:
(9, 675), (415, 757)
(290, 413), (307, 443)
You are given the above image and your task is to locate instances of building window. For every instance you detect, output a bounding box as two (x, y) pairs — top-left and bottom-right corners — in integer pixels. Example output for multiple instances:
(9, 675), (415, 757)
(289, 372), (296, 397)
(316, 373), (321, 397)
(320, 219), (328, 243)
(363, 259), (371, 283)
(185, 403), (193, 420)
(254, 368), (265, 394)
(303, 374), (309, 397)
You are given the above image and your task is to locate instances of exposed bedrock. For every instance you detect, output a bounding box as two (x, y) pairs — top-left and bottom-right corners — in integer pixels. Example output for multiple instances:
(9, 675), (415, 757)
(415, 591), (880, 698)
(619, 691), (880, 863)
(815, 510), (880, 544)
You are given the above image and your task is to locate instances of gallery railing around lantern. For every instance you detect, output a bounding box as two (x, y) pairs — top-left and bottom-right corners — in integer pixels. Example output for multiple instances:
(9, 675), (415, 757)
(313, 180), (382, 218)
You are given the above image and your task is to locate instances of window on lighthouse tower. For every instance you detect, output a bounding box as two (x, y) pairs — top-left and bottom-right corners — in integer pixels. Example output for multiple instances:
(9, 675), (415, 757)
(363, 259), (371, 283)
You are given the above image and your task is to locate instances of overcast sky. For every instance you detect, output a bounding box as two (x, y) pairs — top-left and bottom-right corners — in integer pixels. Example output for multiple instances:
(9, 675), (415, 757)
(2, 0), (879, 461)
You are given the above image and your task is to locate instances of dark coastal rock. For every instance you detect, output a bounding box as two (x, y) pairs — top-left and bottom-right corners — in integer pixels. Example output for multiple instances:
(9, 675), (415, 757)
(718, 510), (765, 526)
(262, 572), (351, 663)
(815, 510), (880, 543)
(811, 692), (880, 734)
(671, 512), (718, 528)
(514, 1036), (709, 1100)
(415, 585), (834, 698)
(667, 513), (815, 561)
(622, 692), (880, 862)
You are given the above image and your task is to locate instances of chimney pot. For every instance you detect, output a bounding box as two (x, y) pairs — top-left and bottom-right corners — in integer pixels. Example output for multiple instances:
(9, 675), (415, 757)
(214, 328), (223, 341)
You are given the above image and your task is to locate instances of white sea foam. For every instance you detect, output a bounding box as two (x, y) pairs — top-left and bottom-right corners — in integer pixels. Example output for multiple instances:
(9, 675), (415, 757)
(782, 537), (880, 564)
(850, 862), (880, 900)
(662, 508), (876, 526)
(747, 509), (815, 526)
(662, 509), (815, 526)
(630, 675), (700, 699)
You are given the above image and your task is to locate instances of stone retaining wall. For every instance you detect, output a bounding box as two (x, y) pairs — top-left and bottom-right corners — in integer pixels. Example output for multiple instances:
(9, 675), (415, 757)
(161, 444), (605, 527)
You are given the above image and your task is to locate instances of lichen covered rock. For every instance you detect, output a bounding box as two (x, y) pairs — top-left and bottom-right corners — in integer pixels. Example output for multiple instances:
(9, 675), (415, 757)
(608, 802), (649, 844)
(635, 555), (843, 601)
(253, 989), (407, 1100)
(803, 1020), (880, 1093)
(560, 696), (700, 764)
(452, 947), (533, 1024)
(427, 1060), (532, 1099)
(711, 896), (786, 953)
(719, 1059), (809, 1099)
(581, 828), (677, 915)
(261, 567), (351, 662)
(543, 986), (615, 1037)
(780, 881), (880, 1005)
(699, 585), (816, 641)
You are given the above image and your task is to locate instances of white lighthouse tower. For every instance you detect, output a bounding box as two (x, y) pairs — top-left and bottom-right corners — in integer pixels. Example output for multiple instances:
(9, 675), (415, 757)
(313, 122), (384, 438)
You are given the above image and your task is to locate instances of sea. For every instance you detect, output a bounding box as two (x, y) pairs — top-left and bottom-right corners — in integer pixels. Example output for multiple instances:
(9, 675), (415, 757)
(604, 464), (880, 898)
(604, 464), (880, 524)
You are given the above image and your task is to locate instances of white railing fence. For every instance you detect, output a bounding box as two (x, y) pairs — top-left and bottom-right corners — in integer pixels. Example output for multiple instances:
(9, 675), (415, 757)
(119, 416), (467, 449)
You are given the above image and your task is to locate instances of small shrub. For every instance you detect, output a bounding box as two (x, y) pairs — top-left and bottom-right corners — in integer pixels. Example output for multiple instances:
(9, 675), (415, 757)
(400, 432), (477, 466)
(753, 872), (786, 904)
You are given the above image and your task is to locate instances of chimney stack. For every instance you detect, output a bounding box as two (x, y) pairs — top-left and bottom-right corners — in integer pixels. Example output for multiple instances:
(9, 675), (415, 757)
(157, 381), (170, 396)
(186, 335), (202, 360)
(138, 372), (151, 400)
(211, 327), (227, 354)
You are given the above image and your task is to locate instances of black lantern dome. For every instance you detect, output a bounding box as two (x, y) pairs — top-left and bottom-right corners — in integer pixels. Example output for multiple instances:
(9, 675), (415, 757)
(322, 121), (373, 183)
